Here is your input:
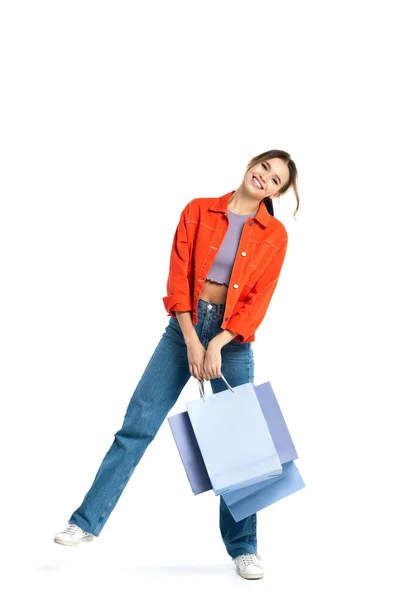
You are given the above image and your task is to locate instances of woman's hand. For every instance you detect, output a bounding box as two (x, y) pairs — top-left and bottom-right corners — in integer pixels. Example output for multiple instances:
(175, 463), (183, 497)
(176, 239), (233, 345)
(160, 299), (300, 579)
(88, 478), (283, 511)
(186, 337), (223, 381)
(186, 338), (207, 381)
(201, 341), (222, 381)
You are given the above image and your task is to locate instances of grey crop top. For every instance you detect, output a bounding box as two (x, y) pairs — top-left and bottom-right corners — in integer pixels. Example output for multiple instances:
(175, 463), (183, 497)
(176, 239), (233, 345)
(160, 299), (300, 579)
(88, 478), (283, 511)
(205, 208), (258, 286)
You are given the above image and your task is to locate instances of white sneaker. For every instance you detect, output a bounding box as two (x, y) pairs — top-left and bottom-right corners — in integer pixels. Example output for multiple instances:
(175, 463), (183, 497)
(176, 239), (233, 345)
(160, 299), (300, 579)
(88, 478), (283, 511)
(54, 523), (95, 546)
(233, 553), (264, 579)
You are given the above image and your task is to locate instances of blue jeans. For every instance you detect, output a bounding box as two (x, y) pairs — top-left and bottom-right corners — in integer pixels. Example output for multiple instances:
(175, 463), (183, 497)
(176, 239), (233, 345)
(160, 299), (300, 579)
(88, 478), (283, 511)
(69, 298), (257, 559)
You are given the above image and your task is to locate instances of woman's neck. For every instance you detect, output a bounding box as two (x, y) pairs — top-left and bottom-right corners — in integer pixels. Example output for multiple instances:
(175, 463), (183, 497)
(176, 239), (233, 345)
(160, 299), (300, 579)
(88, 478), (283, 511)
(228, 189), (260, 215)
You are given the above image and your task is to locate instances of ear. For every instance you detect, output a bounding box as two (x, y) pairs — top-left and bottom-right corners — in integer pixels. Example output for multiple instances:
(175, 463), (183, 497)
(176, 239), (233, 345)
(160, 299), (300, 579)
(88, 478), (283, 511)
(269, 193), (281, 201)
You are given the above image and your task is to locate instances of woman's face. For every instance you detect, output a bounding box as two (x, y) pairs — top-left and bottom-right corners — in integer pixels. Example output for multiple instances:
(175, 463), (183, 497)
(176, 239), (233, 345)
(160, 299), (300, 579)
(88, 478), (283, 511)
(244, 158), (290, 200)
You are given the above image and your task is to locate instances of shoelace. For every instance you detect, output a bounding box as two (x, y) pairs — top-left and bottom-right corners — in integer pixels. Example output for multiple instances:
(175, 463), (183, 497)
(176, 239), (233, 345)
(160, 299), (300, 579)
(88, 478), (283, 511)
(236, 553), (263, 566)
(65, 523), (83, 536)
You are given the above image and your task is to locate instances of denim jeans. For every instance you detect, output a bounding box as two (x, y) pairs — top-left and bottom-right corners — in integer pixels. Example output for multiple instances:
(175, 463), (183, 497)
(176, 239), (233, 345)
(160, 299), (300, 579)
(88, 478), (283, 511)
(69, 298), (257, 559)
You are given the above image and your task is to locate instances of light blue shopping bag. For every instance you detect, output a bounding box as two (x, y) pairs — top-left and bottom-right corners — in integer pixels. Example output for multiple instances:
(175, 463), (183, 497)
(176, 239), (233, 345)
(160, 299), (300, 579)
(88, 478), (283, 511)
(168, 380), (299, 495)
(185, 374), (282, 495)
(222, 460), (306, 521)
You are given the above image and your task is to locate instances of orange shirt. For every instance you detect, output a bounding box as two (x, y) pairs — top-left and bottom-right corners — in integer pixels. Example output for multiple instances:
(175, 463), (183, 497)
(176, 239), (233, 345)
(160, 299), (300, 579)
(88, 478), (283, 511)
(162, 190), (288, 343)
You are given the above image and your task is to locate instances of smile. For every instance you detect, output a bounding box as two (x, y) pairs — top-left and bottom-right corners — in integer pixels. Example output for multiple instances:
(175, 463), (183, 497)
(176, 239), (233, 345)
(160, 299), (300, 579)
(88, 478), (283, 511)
(252, 176), (262, 189)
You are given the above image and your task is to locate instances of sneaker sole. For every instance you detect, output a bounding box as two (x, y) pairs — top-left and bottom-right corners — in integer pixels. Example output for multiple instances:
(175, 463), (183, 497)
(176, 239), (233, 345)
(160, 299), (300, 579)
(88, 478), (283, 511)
(54, 536), (95, 546)
(237, 570), (264, 579)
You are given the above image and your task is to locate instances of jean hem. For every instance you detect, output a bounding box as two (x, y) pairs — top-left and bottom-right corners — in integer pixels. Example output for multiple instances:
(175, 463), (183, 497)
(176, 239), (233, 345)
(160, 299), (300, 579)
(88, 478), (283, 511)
(68, 518), (99, 537)
(228, 544), (257, 560)
(229, 545), (258, 560)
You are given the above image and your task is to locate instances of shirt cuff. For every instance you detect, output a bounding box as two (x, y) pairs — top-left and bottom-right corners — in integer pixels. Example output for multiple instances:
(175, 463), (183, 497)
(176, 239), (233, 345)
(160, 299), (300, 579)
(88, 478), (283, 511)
(224, 314), (254, 343)
(163, 294), (193, 316)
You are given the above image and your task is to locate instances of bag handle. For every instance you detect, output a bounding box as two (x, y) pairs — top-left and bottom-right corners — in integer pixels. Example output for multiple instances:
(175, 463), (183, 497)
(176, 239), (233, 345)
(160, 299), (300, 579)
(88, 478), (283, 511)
(197, 373), (235, 403)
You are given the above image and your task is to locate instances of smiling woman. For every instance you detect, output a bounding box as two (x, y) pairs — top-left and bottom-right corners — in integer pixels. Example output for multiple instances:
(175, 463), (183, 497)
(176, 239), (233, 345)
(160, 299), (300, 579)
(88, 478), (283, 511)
(55, 148), (301, 578)
(164, 151), (299, 337)
(165, 189), (291, 343)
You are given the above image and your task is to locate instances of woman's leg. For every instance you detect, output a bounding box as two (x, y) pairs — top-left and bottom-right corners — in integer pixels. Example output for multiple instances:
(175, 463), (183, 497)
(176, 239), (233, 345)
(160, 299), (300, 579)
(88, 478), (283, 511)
(199, 303), (257, 560)
(68, 315), (194, 536)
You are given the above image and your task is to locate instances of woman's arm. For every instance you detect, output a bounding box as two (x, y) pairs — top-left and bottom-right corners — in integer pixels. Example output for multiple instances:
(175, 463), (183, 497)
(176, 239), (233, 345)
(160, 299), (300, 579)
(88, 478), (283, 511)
(208, 328), (237, 349)
(176, 310), (198, 346)
(162, 201), (193, 317)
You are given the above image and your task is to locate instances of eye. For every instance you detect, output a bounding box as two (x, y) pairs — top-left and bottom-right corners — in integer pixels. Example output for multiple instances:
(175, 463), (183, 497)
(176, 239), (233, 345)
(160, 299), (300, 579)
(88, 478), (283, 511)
(262, 163), (278, 185)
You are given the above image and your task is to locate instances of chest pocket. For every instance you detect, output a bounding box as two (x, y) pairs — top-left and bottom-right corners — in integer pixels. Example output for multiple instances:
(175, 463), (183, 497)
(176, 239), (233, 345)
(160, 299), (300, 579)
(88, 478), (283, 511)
(248, 239), (263, 268)
(246, 242), (279, 289)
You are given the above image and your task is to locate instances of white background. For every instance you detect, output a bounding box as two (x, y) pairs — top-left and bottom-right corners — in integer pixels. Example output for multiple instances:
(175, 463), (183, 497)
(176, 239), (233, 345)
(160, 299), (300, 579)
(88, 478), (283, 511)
(1, 1), (399, 598)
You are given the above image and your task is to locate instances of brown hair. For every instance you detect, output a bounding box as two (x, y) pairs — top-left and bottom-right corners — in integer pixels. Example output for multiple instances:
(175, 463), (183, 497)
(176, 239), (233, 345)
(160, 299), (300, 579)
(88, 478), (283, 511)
(246, 149), (300, 220)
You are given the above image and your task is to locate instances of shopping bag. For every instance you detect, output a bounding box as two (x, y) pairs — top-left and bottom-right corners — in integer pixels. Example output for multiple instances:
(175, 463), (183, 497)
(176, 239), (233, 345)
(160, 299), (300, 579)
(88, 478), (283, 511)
(168, 410), (210, 495)
(185, 375), (282, 495)
(221, 460), (306, 522)
(168, 380), (297, 495)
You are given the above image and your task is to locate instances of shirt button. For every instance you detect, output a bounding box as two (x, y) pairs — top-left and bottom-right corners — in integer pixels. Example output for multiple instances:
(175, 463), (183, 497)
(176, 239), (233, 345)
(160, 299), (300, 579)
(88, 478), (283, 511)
(241, 251), (246, 256)
(225, 317), (229, 321)
(249, 220), (254, 225)
(233, 283), (239, 289)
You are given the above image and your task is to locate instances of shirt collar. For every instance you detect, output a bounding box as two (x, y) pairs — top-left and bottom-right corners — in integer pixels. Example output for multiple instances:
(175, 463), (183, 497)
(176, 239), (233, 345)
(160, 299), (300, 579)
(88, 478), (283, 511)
(209, 190), (271, 228)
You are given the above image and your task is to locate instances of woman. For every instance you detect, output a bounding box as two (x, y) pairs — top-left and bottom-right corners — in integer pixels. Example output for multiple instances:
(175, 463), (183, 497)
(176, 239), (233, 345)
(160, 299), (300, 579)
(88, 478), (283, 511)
(54, 149), (300, 580)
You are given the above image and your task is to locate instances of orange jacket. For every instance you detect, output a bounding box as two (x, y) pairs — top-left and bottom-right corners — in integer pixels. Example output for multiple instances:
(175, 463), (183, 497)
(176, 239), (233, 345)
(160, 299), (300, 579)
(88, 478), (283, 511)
(162, 190), (288, 343)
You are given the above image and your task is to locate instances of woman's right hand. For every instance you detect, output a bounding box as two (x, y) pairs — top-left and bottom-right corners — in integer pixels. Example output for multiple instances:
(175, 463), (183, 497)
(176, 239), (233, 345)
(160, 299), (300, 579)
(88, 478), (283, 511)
(186, 338), (206, 381)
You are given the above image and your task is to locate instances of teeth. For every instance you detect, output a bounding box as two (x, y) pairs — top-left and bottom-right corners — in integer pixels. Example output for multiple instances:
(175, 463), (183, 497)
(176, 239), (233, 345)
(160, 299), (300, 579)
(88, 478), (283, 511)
(253, 176), (261, 189)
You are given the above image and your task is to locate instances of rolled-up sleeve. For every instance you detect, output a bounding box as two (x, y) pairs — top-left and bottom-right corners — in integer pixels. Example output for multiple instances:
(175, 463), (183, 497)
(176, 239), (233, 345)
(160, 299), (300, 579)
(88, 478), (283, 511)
(225, 238), (288, 343)
(162, 202), (192, 317)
